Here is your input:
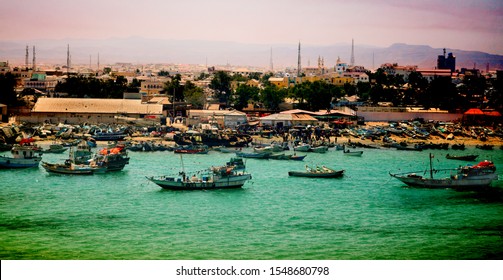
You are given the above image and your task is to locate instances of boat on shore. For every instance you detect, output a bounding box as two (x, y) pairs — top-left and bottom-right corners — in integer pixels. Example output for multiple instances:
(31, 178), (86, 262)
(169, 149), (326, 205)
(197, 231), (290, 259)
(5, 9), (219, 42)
(288, 165), (344, 178)
(173, 144), (209, 154)
(390, 154), (498, 189)
(445, 154), (479, 161)
(0, 145), (42, 168)
(146, 158), (252, 190)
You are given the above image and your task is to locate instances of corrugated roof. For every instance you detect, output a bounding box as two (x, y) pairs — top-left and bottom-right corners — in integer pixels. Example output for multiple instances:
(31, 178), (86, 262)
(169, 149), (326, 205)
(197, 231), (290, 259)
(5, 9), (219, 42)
(32, 98), (162, 114)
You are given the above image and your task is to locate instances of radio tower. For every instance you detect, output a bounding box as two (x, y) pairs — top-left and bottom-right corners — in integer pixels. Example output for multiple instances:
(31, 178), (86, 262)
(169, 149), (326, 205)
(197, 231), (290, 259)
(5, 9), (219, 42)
(25, 45), (29, 69)
(350, 38), (355, 66)
(297, 41), (301, 77)
(32, 46), (36, 71)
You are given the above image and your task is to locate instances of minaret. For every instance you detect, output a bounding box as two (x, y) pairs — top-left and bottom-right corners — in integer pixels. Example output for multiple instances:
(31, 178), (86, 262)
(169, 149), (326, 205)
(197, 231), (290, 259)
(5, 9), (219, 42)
(350, 38), (355, 66)
(269, 47), (274, 72)
(66, 44), (70, 74)
(297, 41), (301, 77)
(32, 46), (36, 71)
(97, 53), (100, 71)
(25, 45), (29, 69)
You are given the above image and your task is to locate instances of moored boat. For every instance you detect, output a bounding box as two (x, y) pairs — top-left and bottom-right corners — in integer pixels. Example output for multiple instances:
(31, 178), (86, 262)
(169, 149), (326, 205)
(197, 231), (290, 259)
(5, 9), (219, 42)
(41, 161), (105, 175)
(288, 165), (344, 178)
(445, 154), (478, 161)
(146, 158), (252, 190)
(390, 154), (498, 189)
(0, 145), (42, 168)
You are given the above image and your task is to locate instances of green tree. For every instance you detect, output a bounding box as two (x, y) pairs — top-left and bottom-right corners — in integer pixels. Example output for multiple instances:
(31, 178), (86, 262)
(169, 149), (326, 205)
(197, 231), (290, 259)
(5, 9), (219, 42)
(233, 84), (259, 110)
(0, 73), (19, 106)
(164, 74), (184, 102)
(260, 85), (285, 111)
(209, 71), (232, 106)
(184, 81), (205, 109)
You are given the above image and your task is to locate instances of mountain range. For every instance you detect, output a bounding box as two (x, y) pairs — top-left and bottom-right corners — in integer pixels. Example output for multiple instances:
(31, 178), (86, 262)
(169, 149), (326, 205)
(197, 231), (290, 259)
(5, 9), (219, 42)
(1, 37), (502, 71)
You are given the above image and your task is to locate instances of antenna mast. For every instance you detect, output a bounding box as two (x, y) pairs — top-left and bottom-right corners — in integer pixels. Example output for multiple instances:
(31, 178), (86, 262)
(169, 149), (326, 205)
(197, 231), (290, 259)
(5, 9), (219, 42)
(270, 47), (274, 72)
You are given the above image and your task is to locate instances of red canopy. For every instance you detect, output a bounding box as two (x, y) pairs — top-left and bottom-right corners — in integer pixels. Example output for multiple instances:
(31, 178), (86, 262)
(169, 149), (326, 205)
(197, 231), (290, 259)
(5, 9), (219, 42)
(464, 108), (484, 115)
(483, 111), (502, 117)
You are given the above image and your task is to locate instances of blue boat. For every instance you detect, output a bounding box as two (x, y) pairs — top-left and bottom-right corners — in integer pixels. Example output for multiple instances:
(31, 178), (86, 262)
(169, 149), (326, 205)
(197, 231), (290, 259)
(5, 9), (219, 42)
(0, 145), (42, 168)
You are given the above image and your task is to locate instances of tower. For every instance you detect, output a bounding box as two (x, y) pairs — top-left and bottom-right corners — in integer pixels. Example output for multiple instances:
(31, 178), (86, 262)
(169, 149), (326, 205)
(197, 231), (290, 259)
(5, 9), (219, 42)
(297, 41), (301, 77)
(32, 46), (36, 71)
(97, 53), (100, 71)
(67, 44), (71, 74)
(350, 38), (355, 66)
(25, 45), (29, 69)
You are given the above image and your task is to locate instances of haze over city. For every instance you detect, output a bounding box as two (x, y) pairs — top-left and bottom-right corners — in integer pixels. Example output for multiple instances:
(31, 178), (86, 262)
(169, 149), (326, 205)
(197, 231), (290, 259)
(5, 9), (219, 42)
(1, 0), (502, 68)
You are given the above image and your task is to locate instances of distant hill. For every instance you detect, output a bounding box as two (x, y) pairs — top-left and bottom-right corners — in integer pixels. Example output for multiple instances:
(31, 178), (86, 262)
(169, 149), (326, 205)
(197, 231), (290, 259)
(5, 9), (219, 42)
(1, 37), (502, 71)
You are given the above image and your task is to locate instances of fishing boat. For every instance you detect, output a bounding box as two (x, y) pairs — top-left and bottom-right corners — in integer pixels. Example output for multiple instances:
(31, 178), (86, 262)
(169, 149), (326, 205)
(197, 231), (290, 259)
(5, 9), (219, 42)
(445, 154), (479, 161)
(92, 145), (130, 171)
(308, 146), (329, 153)
(69, 141), (93, 164)
(93, 131), (128, 141)
(235, 152), (270, 159)
(390, 154), (498, 189)
(343, 149), (363, 156)
(288, 165), (344, 178)
(0, 145), (42, 168)
(146, 158), (252, 190)
(40, 144), (68, 154)
(293, 143), (311, 152)
(41, 160), (105, 175)
(173, 144), (209, 154)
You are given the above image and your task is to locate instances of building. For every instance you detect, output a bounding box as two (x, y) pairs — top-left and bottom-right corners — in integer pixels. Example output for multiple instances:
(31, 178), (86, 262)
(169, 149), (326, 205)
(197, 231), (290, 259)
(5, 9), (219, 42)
(23, 73), (59, 95)
(437, 48), (456, 72)
(22, 98), (163, 124)
(186, 109), (247, 128)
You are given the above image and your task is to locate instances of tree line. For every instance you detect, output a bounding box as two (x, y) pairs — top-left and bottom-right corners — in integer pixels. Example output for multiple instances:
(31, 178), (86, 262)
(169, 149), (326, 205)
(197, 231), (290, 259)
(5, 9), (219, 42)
(1, 69), (501, 113)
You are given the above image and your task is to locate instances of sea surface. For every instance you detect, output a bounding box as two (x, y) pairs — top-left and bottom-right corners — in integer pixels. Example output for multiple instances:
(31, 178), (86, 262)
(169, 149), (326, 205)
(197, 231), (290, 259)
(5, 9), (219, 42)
(1, 143), (503, 260)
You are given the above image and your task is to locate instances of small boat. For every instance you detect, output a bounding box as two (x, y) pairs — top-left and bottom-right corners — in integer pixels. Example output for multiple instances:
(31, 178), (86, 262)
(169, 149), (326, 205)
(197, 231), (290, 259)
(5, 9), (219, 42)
(290, 154), (307, 161)
(92, 145), (130, 172)
(293, 143), (311, 152)
(445, 154), (479, 161)
(93, 131), (128, 141)
(146, 158), (252, 190)
(0, 145), (42, 168)
(288, 165), (344, 178)
(451, 143), (465, 150)
(390, 154), (498, 189)
(235, 152), (270, 159)
(41, 144), (68, 154)
(308, 146), (328, 153)
(476, 144), (493, 150)
(42, 161), (105, 175)
(343, 149), (363, 156)
(173, 145), (209, 154)
(69, 141), (93, 164)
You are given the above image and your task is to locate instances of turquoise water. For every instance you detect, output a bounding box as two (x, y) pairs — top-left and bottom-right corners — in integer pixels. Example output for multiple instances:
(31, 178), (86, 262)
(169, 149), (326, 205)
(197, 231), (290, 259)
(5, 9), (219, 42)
(1, 144), (503, 260)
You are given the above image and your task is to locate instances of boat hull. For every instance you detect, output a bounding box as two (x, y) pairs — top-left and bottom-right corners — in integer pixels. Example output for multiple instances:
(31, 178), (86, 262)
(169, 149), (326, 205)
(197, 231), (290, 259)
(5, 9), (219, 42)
(147, 174), (251, 190)
(390, 173), (498, 189)
(288, 170), (344, 178)
(0, 156), (41, 168)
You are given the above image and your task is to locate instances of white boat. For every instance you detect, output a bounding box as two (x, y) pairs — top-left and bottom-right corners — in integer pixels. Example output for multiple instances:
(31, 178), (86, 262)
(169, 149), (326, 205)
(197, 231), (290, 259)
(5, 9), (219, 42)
(146, 158), (251, 190)
(293, 143), (311, 152)
(0, 145), (42, 168)
(390, 154), (498, 189)
(308, 146), (328, 153)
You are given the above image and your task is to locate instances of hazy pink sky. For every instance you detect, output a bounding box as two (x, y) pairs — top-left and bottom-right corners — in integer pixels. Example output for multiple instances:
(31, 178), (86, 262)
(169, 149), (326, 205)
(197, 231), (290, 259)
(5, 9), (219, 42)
(1, 0), (502, 54)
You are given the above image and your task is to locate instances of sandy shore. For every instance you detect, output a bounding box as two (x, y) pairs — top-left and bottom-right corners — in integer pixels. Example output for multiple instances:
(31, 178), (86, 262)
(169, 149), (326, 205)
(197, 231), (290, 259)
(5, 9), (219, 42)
(30, 121), (503, 149)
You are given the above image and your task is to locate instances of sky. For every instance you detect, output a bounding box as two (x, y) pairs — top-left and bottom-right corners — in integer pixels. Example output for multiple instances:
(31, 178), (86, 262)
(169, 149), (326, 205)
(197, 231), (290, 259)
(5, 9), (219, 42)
(1, 0), (502, 55)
